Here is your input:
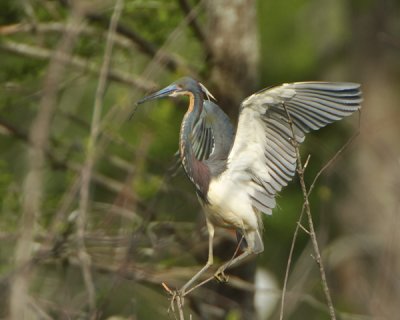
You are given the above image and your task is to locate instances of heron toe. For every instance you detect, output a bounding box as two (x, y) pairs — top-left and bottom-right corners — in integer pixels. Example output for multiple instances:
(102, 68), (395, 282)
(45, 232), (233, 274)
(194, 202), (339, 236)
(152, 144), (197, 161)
(214, 269), (229, 283)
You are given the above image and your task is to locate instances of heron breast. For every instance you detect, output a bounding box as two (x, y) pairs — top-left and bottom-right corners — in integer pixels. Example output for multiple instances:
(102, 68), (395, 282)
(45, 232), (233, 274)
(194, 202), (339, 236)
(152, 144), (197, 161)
(206, 176), (259, 231)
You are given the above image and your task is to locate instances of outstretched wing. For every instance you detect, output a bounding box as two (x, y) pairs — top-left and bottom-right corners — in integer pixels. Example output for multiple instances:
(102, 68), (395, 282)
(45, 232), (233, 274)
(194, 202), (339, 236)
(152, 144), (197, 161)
(225, 82), (362, 215)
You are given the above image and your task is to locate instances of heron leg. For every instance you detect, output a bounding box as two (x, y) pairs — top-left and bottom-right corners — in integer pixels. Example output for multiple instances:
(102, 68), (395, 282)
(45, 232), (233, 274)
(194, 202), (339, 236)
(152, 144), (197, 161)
(179, 218), (215, 295)
(214, 248), (252, 282)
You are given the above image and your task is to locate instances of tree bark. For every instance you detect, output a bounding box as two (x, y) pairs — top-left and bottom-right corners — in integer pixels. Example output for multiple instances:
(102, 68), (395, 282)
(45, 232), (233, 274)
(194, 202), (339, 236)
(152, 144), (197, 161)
(206, 0), (260, 119)
(203, 1), (260, 318)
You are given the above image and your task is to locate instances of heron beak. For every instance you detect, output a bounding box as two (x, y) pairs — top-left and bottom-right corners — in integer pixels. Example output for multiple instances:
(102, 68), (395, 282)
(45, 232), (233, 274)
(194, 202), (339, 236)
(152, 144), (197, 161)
(136, 84), (179, 105)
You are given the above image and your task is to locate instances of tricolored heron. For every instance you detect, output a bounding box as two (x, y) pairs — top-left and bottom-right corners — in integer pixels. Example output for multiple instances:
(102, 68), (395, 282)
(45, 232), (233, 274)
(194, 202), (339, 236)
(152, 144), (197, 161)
(137, 77), (362, 296)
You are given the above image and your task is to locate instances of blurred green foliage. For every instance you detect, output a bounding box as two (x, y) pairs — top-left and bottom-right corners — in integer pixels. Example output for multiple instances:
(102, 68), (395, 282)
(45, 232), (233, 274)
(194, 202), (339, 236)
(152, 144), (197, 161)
(1, 0), (397, 319)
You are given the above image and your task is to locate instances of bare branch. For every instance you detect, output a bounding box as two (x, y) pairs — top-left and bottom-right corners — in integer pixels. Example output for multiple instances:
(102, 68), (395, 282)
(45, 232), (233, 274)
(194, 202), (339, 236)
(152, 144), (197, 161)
(87, 12), (200, 76)
(58, 110), (137, 154)
(307, 129), (360, 198)
(280, 121), (360, 317)
(0, 22), (135, 50)
(55, 0), (197, 75)
(279, 121), (360, 318)
(0, 115), (139, 194)
(0, 40), (155, 90)
(280, 204), (306, 320)
(78, 0), (124, 312)
(9, 8), (84, 319)
(177, 0), (212, 59)
(281, 103), (337, 320)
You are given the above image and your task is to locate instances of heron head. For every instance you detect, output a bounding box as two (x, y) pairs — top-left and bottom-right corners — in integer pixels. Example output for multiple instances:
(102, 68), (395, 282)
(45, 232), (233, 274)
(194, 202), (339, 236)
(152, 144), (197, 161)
(136, 77), (215, 105)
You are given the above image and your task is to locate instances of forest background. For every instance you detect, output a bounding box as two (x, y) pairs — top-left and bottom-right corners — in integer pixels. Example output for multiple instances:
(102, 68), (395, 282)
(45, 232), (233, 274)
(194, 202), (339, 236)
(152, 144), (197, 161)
(0, 0), (399, 319)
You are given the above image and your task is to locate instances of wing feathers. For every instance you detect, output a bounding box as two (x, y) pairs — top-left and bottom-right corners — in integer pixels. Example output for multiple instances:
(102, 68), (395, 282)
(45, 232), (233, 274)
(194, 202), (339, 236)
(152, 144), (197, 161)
(224, 81), (361, 216)
(293, 96), (358, 112)
(290, 82), (359, 91)
(253, 190), (275, 208)
(191, 111), (215, 161)
(265, 126), (297, 158)
(264, 141), (296, 176)
(287, 100), (342, 123)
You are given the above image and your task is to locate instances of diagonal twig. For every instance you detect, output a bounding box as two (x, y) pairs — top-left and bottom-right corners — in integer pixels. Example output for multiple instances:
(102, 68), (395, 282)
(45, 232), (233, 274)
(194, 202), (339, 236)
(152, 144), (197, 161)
(280, 114), (361, 319)
(177, 0), (212, 59)
(281, 103), (337, 320)
(0, 40), (154, 90)
(56, 0), (196, 75)
(87, 12), (182, 72)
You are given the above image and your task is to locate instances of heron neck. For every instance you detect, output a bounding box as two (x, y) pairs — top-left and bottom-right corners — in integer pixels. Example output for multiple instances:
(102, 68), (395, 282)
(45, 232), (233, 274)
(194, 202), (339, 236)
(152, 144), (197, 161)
(187, 91), (203, 122)
(180, 91), (203, 146)
(180, 91), (210, 201)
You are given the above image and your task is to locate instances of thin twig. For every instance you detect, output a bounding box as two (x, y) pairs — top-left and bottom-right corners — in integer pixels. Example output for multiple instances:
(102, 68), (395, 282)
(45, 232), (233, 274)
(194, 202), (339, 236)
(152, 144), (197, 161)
(177, 0), (212, 59)
(57, 0), (196, 75)
(280, 123), (360, 320)
(0, 22), (138, 50)
(78, 0), (124, 313)
(0, 114), (137, 174)
(166, 236), (248, 318)
(176, 296), (185, 320)
(297, 221), (311, 235)
(88, 13), (179, 71)
(307, 130), (360, 198)
(0, 113), (140, 197)
(282, 103), (337, 320)
(279, 126), (360, 319)
(0, 40), (154, 90)
(279, 203), (306, 320)
(58, 109), (137, 153)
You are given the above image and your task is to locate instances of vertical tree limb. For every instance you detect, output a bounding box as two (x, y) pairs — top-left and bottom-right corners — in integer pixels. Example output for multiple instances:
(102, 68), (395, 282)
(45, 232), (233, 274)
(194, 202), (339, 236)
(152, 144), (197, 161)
(9, 7), (84, 320)
(78, 0), (124, 314)
(206, 0), (260, 117)
(199, 1), (260, 317)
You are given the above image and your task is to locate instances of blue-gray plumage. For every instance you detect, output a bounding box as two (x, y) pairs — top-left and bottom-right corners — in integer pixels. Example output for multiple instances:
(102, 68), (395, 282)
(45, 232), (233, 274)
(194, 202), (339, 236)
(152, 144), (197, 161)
(137, 76), (362, 296)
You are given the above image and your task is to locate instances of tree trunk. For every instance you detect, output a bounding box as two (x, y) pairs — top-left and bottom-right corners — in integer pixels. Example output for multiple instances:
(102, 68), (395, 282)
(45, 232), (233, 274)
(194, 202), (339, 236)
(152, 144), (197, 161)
(202, 1), (260, 318)
(206, 0), (260, 119)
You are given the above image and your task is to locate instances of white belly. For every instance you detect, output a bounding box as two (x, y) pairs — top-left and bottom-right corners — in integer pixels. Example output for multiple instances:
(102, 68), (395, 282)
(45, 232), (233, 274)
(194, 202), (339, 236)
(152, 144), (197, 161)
(206, 176), (259, 231)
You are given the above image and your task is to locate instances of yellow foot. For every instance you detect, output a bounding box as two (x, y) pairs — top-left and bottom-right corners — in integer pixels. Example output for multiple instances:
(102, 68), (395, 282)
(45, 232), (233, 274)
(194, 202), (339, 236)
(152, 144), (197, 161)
(214, 269), (229, 283)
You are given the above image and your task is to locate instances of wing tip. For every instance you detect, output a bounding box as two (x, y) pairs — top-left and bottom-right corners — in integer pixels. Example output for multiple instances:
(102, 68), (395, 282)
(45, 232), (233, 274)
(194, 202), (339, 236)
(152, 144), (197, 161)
(292, 81), (361, 90)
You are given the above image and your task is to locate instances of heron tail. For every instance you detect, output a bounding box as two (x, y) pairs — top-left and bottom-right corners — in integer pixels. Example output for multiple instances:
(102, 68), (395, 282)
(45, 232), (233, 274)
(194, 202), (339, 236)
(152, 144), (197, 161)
(237, 229), (264, 254)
